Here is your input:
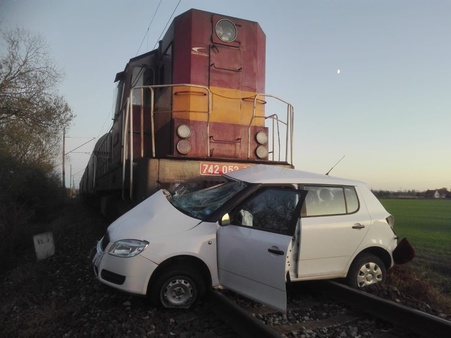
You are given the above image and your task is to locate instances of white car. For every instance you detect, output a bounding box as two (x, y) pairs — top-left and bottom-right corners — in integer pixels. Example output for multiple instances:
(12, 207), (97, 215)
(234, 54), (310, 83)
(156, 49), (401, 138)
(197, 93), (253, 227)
(90, 165), (413, 312)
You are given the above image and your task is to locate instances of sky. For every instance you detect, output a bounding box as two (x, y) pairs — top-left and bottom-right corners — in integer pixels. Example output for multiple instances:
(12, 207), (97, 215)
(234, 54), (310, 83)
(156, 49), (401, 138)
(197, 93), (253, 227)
(1, 0), (450, 191)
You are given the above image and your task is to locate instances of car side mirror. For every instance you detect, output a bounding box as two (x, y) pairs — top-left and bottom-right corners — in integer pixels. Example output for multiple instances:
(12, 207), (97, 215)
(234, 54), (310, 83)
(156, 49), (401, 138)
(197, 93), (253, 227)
(220, 213), (230, 226)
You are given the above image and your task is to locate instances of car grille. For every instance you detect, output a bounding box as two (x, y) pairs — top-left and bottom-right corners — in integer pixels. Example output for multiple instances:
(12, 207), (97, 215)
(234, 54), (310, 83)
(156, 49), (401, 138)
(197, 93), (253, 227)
(101, 269), (126, 285)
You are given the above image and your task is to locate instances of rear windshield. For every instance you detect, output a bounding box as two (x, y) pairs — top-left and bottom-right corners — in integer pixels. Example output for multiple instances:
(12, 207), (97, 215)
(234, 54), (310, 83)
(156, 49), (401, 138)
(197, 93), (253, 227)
(168, 181), (247, 220)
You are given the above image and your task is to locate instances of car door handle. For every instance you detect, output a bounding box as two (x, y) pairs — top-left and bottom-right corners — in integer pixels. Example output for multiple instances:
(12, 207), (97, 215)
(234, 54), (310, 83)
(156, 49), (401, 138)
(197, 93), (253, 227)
(352, 223), (365, 229)
(268, 247), (284, 255)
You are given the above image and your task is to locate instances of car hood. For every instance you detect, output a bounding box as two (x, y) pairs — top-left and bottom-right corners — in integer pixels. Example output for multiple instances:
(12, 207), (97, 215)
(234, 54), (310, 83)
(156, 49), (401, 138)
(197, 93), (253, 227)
(107, 190), (201, 242)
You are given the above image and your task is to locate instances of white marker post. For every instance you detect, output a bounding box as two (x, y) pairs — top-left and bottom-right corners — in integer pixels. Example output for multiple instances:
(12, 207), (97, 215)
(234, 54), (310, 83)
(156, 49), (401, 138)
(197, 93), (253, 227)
(33, 232), (55, 260)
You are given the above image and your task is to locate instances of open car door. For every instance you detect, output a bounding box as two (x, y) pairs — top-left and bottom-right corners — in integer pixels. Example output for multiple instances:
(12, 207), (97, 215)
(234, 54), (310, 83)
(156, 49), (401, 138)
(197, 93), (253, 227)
(217, 187), (306, 312)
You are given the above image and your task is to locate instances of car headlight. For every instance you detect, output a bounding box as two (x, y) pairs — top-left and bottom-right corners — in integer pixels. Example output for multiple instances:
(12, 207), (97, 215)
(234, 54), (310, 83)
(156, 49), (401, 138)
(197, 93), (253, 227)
(108, 239), (149, 258)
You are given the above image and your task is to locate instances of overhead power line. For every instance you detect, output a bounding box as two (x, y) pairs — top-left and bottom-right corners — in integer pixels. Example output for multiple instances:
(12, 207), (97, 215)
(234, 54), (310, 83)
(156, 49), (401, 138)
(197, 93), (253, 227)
(152, 0), (182, 50)
(136, 0), (163, 55)
(135, 0), (183, 55)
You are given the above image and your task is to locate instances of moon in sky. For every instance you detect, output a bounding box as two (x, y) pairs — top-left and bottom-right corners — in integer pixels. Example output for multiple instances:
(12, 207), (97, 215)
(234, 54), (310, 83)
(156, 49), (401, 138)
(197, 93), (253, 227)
(337, 69), (341, 74)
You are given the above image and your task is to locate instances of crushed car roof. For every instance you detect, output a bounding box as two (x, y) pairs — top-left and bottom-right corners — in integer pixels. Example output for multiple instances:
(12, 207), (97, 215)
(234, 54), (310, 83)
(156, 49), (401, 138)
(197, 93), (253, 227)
(224, 165), (364, 186)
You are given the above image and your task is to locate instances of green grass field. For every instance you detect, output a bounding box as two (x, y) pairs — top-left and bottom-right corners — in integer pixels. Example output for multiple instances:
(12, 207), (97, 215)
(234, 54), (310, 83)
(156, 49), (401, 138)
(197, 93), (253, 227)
(380, 199), (451, 299)
(380, 199), (451, 257)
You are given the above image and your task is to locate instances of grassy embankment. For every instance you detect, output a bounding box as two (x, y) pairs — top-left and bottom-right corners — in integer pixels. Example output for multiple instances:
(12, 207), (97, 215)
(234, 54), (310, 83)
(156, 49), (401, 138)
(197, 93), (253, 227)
(380, 199), (451, 313)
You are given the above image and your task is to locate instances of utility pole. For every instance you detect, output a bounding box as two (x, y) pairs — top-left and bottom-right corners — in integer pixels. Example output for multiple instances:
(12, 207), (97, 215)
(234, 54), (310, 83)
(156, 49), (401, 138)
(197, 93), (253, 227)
(62, 128), (66, 200)
(70, 165), (73, 197)
(61, 128), (66, 204)
(62, 133), (95, 197)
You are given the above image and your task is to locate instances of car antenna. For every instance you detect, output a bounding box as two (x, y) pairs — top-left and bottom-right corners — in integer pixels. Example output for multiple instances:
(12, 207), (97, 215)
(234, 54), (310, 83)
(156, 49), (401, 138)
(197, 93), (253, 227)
(325, 155), (345, 176)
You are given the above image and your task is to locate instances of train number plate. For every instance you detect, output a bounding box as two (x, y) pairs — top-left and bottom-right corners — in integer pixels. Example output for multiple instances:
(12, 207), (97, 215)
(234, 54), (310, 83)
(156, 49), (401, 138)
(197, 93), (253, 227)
(200, 162), (249, 176)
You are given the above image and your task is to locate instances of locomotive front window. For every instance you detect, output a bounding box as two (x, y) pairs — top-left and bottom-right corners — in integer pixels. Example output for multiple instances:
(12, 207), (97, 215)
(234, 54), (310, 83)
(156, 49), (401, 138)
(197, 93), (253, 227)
(131, 66), (154, 106)
(113, 80), (124, 118)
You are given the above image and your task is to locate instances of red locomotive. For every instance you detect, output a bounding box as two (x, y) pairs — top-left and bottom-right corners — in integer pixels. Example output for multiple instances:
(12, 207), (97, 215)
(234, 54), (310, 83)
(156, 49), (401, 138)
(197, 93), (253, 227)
(80, 9), (294, 216)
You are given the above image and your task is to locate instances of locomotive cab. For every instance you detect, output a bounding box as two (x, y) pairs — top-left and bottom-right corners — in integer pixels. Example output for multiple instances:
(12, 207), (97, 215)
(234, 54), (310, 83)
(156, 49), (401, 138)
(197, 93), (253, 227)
(80, 9), (295, 216)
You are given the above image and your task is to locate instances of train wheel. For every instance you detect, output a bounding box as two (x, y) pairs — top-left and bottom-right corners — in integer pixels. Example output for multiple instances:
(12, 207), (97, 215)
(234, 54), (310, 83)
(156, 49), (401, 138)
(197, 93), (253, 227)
(346, 253), (386, 288)
(150, 267), (205, 309)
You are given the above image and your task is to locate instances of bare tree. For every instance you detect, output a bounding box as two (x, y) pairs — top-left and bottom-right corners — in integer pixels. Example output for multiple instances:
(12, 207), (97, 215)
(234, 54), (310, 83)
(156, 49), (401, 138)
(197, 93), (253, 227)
(0, 27), (74, 164)
(0, 27), (76, 263)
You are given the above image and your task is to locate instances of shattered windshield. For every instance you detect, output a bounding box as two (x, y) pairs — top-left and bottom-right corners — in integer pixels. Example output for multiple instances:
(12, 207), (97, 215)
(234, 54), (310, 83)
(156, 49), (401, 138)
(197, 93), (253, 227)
(168, 181), (247, 220)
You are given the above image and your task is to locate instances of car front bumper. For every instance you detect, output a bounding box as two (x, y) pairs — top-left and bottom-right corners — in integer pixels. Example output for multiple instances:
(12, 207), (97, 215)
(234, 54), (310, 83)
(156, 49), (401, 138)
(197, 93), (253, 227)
(90, 240), (157, 295)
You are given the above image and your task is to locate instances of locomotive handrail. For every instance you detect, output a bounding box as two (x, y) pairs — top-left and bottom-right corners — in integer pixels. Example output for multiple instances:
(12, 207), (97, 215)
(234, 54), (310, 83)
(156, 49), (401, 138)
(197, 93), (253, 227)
(173, 90), (207, 96)
(242, 97), (267, 104)
(122, 86), (293, 200)
(140, 84), (212, 157)
(210, 63), (243, 72)
(248, 94), (294, 164)
(122, 97), (131, 200)
(127, 86), (293, 161)
(123, 84), (212, 199)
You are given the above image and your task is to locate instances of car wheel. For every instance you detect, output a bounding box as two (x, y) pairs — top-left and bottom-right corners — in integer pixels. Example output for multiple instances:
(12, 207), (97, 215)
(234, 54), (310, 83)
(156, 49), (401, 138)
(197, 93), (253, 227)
(346, 253), (386, 288)
(150, 267), (205, 309)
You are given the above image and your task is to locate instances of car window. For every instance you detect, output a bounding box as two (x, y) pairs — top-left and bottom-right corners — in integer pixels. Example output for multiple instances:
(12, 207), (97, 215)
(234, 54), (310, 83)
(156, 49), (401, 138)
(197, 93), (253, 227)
(301, 186), (359, 217)
(228, 187), (304, 235)
(344, 187), (359, 213)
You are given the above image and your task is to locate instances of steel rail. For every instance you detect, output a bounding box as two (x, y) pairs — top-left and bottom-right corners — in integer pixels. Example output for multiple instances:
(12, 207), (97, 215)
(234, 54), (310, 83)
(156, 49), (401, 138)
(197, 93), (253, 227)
(207, 290), (279, 338)
(208, 281), (451, 338)
(314, 281), (451, 338)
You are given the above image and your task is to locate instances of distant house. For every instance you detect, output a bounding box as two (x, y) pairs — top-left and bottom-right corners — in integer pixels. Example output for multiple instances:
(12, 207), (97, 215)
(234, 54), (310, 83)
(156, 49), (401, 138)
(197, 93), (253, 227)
(424, 189), (447, 199)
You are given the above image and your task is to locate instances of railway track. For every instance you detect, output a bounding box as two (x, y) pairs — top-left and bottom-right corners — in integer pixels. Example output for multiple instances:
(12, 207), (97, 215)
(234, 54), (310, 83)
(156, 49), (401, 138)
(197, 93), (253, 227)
(207, 281), (451, 338)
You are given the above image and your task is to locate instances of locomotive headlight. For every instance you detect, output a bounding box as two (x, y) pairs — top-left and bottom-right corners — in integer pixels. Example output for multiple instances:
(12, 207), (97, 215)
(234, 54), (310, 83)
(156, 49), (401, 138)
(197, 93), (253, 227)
(177, 140), (192, 155)
(256, 145), (268, 159)
(215, 19), (237, 42)
(255, 131), (268, 145)
(176, 124), (192, 139)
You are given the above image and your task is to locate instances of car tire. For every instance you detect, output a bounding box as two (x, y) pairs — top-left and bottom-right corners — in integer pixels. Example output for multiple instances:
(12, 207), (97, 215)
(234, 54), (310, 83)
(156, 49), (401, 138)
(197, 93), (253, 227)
(149, 267), (205, 309)
(346, 253), (386, 288)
